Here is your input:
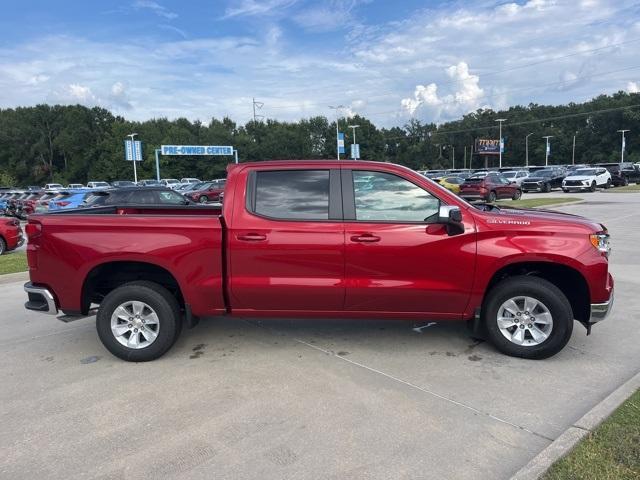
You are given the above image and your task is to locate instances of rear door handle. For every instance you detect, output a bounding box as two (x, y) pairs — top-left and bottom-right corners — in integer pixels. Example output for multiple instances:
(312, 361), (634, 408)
(236, 233), (267, 242)
(350, 234), (381, 243)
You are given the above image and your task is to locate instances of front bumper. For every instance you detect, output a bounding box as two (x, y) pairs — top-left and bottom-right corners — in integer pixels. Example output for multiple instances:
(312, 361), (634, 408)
(590, 290), (614, 323)
(24, 282), (58, 315)
(522, 183), (542, 191)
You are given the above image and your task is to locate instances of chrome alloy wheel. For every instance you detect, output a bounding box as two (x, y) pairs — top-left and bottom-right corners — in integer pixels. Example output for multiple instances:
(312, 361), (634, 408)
(496, 296), (553, 347)
(110, 301), (160, 349)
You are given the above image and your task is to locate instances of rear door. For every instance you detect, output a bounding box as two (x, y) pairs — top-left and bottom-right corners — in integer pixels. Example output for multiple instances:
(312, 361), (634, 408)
(228, 168), (345, 312)
(342, 169), (476, 317)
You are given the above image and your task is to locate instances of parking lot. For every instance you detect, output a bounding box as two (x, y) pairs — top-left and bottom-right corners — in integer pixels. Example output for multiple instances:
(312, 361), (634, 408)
(1, 190), (638, 480)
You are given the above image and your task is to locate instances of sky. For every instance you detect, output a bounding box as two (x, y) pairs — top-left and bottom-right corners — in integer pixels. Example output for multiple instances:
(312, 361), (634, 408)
(1, 0), (640, 127)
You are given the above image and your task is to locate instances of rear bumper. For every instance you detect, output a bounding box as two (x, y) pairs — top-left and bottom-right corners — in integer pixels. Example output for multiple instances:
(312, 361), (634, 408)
(24, 282), (58, 315)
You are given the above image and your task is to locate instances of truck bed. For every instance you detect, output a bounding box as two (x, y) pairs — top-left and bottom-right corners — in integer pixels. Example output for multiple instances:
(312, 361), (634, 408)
(27, 205), (226, 317)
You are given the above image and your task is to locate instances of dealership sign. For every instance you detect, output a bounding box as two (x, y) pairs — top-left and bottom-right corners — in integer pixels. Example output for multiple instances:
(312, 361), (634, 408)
(475, 139), (503, 155)
(161, 145), (233, 156)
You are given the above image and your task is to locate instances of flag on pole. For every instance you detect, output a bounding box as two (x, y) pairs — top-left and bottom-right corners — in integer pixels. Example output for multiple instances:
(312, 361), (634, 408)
(338, 133), (345, 154)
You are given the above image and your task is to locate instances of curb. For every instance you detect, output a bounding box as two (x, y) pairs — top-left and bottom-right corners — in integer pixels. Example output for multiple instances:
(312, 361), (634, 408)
(510, 371), (640, 480)
(0, 271), (29, 285)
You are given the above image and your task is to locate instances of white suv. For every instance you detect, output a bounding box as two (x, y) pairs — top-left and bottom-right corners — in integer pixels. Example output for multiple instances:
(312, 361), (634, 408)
(562, 167), (611, 192)
(501, 170), (529, 186)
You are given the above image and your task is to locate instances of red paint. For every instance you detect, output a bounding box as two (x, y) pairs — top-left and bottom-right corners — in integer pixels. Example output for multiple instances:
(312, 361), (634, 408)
(1, 218), (23, 251)
(26, 160), (611, 323)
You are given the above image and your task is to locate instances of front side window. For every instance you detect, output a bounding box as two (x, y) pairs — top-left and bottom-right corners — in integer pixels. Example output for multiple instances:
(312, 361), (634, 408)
(254, 170), (330, 220)
(353, 171), (439, 222)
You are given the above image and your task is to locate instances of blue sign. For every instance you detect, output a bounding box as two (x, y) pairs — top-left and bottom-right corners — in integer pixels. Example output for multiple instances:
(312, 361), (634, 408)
(475, 139), (500, 155)
(350, 144), (360, 159)
(161, 145), (233, 156)
(338, 133), (345, 154)
(124, 140), (142, 161)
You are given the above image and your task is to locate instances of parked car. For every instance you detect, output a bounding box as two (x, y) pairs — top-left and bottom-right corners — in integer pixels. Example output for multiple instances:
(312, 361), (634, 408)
(17, 191), (46, 219)
(0, 217), (23, 254)
(501, 170), (529, 186)
(596, 163), (640, 186)
(459, 172), (522, 202)
(23, 160), (613, 362)
(110, 181), (136, 188)
(138, 179), (162, 187)
(84, 187), (193, 207)
(438, 176), (465, 194)
(44, 183), (64, 190)
(180, 177), (201, 184)
(67, 183), (85, 189)
(185, 179), (226, 203)
(161, 179), (181, 189)
(521, 168), (566, 192)
(33, 191), (63, 213)
(49, 189), (101, 210)
(562, 167), (612, 192)
(87, 181), (111, 189)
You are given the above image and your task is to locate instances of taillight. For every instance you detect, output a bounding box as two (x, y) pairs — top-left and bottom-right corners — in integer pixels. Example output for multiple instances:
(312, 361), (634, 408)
(25, 222), (42, 239)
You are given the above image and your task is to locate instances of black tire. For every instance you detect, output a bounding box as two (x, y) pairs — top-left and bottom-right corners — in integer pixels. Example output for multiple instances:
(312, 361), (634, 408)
(96, 281), (182, 362)
(622, 176), (629, 186)
(543, 182), (551, 193)
(488, 190), (497, 203)
(0, 237), (5, 255)
(562, 188), (569, 193)
(604, 179), (611, 189)
(482, 276), (573, 359)
(589, 181), (596, 192)
(512, 189), (522, 200)
(199, 195), (208, 203)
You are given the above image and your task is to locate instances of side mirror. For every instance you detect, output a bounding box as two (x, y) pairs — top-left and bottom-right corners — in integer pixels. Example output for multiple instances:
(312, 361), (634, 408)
(438, 205), (462, 224)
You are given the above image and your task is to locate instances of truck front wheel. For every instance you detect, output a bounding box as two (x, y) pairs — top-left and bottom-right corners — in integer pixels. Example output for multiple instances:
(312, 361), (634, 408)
(482, 276), (573, 359)
(96, 281), (182, 362)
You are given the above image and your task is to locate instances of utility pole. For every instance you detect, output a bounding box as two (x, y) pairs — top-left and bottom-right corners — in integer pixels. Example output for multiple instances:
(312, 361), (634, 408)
(617, 129), (629, 166)
(329, 105), (345, 160)
(463, 146), (467, 169)
(542, 135), (553, 166)
(348, 124), (360, 159)
(496, 118), (507, 168)
(525, 133), (533, 167)
(572, 132), (577, 165)
(252, 98), (264, 122)
(452, 146), (455, 169)
(154, 148), (161, 181)
(127, 133), (138, 183)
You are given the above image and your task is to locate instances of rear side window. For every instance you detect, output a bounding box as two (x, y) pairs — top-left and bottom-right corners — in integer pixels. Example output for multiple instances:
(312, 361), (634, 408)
(253, 170), (330, 220)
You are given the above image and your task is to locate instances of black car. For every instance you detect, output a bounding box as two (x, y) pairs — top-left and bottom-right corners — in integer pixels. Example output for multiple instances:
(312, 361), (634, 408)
(110, 180), (136, 188)
(596, 163), (640, 186)
(521, 167), (566, 192)
(84, 187), (193, 207)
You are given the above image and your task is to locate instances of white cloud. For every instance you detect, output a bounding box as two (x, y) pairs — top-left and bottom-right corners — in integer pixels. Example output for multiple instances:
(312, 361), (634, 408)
(68, 84), (96, 102)
(223, 0), (298, 18)
(401, 62), (485, 121)
(627, 81), (639, 93)
(133, 0), (178, 19)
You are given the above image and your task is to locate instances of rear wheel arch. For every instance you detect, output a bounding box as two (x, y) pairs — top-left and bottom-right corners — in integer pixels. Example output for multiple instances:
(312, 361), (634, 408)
(81, 261), (185, 315)
(482, 261), (591, 324)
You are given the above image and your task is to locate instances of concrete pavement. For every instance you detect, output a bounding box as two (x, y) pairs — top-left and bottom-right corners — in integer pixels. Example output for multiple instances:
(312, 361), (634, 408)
(1, 191), (638, 479)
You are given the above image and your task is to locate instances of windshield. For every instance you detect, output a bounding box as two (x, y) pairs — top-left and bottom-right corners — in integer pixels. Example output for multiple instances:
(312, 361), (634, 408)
(532, 169), (553, 177)
(573, 169), (597, 176)
(502, 171), (518, 178)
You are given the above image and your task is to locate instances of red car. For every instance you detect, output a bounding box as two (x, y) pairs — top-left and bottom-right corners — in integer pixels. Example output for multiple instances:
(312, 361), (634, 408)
(459, 172), (522, 202)
(186, 179), (226, 203)
(0, 217), (24, 254)
(23, 160), (612, 362)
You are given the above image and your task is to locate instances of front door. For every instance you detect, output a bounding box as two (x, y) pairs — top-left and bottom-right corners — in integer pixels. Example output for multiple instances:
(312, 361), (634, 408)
(343, 169), (476, 318)
(228, 168), (345, 313)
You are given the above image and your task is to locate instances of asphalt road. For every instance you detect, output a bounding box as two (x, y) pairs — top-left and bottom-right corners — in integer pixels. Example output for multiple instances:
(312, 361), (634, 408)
(1, 191), (639, 480)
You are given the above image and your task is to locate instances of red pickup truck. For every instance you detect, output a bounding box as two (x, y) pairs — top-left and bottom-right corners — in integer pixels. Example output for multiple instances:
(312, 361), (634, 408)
(23, 160), (613, 362)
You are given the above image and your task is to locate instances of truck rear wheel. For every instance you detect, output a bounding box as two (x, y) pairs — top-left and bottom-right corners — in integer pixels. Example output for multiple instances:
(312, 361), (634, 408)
(96, 281), (182, 362)
(482, 276), (573, 359)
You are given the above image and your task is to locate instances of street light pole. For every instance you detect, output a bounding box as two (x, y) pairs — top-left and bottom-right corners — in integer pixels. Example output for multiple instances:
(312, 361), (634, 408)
(572, 132), (577, 165)
(542, 135), (553, 167)
(617, 129), (630, 167)
(525, 133), (533, 167)
(329, 105), (345, 160)
(127, 133), (138, 183)
(348, 124), (360, 159)
(496, 118), (506, 168)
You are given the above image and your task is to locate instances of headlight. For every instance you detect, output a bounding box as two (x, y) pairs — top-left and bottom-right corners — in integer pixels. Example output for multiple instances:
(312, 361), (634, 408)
(590, 232), (611, 257)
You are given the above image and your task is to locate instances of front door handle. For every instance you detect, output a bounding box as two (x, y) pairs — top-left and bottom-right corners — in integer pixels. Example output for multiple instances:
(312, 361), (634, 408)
(350, 234), (381, 243)
(236, 233), (267, 242)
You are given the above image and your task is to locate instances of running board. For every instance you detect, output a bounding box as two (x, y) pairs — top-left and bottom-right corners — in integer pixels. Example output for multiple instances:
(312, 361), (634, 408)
(57, 309), (98, 323)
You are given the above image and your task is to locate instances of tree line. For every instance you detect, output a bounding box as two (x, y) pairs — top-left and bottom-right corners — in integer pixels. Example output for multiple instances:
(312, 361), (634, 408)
(1, 91), (639, 186)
